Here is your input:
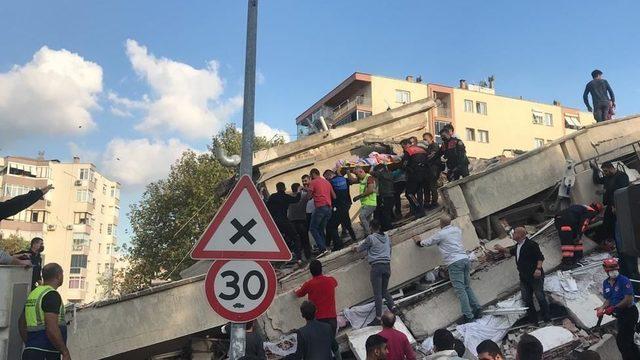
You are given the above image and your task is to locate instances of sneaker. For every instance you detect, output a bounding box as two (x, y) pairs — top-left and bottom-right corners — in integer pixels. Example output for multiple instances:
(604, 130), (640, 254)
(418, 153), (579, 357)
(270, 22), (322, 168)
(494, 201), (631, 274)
(367, 318), (382, 327)
(473, 309), (483, 319)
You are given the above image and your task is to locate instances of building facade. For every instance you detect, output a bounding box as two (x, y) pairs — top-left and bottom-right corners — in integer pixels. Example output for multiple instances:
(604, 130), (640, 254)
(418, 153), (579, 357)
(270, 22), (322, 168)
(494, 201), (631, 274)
(0, 155), (120, 304)
(296, 72), (595, 159)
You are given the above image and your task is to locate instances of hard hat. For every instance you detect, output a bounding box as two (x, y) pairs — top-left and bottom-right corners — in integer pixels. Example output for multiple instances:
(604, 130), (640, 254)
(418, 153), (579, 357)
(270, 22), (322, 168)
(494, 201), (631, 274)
(603, 258), (620, 271)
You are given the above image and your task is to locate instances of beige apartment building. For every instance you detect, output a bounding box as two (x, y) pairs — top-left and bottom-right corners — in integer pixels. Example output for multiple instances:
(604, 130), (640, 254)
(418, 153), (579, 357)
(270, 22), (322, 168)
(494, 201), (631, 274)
(0, 155), (120, 304)
(296, 72), (596, 159)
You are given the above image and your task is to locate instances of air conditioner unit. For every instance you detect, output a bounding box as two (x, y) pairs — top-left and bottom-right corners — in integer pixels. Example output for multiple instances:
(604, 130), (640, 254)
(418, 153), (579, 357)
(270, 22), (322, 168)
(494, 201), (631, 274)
(47, 224), (56, 231)
(74, 180), (82, 186)
(66, 225), (74, 230)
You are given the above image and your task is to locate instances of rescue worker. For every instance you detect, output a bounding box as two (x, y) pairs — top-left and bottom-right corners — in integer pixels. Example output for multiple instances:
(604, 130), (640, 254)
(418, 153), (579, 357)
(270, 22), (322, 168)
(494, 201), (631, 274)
(423, 132), (441, 208)
(350, 167), (377, 236)
(596, 258), (639, 360)
(591, 161), (629, 241)
(439, 126), (469, 181)
(554, 203), (602, 269)
(400, 138), (430, 218)
(19, 263), (70, 360)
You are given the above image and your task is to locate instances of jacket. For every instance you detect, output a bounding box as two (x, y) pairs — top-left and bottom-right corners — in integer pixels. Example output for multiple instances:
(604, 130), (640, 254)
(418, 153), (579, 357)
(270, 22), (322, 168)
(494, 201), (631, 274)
(0, 189), (44, 221)
(439, 138), (469, 173)
(285, 320), (333, 360)
(592, 169), (629, 205)
(357, 232), (392, 264)
(426, 350), (464, 360)
(509, 238), (544, 282)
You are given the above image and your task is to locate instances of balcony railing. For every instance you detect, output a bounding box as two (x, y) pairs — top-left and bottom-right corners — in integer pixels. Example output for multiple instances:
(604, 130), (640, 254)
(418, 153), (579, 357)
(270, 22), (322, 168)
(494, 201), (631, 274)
(436, 107), (451, 118)
(333, 96), (371, 122)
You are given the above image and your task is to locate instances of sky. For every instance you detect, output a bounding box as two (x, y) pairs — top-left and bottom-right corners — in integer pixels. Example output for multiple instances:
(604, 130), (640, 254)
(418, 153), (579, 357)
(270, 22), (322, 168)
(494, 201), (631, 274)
(1, 0), (639, 245)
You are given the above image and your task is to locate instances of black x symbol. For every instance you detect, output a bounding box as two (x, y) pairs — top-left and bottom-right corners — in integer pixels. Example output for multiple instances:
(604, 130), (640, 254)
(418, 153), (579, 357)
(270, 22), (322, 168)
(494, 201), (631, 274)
(229, 218), (257, 245)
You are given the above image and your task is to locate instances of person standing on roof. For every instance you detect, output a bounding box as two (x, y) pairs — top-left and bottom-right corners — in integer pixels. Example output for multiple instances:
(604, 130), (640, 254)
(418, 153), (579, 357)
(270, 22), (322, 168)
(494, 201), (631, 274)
(414, 215), (481, 324)
(400, 139), (429, 218)
(494, 227), (551, 326)
(295, 260), (341, 360)
(596, 258), (639, 360)
(266, 182), (304, 264)
(349, 167), (377, 236)
(19, 263), (70, 360)
(583, 69), (615, 122)
(352, 219), (396, 326)
(439, 126), (469, 181)
(377, 312), (416, 360)
(308, 168), (336, 256)
(553, 203), (602, 269)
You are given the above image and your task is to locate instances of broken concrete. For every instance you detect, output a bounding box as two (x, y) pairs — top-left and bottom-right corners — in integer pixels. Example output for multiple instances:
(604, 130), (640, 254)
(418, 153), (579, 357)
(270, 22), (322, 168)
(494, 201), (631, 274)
(589, 333), (623, 360)
(529, 326), (574, 352)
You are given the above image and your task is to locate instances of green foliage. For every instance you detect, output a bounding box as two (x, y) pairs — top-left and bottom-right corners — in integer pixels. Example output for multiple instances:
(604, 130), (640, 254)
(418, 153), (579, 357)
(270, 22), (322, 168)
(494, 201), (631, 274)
(0, 234), (29, 254)
(118, 124), (284, 294)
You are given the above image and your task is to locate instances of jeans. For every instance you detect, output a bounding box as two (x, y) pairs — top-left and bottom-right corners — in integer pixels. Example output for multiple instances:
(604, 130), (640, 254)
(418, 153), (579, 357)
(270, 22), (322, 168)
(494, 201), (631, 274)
(520, 277), (550, 323)
(448, 258), (480, 319)
(310, 206), (332, 252)
(594, 103), (609, 122)
(326, 208), (343, 251)
(370, 263), (395, 318)
(292, 219), (312, 261)
(616, 305), (640, 360)
(275, 217), (301, 260)
(22, 350), (61, 360)
(319, 318), (342, 360)
(359, 205), (376, 236)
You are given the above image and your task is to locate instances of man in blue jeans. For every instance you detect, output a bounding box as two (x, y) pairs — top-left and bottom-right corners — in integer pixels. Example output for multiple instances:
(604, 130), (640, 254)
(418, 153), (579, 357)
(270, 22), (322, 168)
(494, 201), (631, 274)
(414, 215), (481, 324)
(307, 168), (336, 256)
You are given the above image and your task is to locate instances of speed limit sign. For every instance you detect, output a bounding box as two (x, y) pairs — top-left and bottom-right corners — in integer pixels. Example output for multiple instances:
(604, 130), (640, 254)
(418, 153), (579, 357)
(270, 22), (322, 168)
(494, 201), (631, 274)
(204, 260), (277, 322)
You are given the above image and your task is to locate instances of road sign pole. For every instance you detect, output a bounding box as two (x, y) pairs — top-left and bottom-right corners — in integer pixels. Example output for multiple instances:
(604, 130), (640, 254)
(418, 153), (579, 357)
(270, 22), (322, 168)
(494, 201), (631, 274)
(231, 0), (258, 359)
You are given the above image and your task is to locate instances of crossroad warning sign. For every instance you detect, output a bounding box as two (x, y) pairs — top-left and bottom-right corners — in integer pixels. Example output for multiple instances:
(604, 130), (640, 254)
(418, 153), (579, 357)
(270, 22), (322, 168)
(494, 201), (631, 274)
(191, 175), (292, 261)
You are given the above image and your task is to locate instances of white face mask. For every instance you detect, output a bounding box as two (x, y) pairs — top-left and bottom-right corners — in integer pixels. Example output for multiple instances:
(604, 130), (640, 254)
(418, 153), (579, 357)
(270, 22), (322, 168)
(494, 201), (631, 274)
(608, 270), (619, 278)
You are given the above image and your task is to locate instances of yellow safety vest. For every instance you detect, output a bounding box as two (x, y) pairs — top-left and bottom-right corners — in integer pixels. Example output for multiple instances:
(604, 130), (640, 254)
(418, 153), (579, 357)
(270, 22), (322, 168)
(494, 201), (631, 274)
(25, 285), (65, 332)
(359, 174), (377, 206)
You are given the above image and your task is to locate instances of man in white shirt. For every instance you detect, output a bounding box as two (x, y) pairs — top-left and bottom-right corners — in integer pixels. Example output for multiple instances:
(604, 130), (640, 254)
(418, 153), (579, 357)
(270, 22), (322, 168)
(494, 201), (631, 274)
(414, 215), (481, 324)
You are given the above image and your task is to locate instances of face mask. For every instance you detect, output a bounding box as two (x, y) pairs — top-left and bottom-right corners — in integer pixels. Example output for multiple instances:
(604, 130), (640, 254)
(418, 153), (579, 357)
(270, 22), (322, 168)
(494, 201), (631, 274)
(39, 245), (45, 252)
(608, 270), (619, 278)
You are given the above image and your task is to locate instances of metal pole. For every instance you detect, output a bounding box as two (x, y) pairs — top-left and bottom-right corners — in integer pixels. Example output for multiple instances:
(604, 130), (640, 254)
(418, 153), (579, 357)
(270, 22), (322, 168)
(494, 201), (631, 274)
(230, 1), (258, 359)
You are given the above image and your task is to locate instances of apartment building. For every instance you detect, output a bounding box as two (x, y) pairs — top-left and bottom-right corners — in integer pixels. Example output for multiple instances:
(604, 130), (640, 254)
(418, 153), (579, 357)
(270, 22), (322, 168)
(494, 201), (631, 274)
(296, 72), (595, 159)
(0, 155), (120, 304)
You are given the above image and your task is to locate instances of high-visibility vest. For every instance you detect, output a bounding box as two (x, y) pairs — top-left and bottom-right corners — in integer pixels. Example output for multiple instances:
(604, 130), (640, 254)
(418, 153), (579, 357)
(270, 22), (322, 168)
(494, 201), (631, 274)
(359, 174), (377, 206)
(24, 285), (66, 351)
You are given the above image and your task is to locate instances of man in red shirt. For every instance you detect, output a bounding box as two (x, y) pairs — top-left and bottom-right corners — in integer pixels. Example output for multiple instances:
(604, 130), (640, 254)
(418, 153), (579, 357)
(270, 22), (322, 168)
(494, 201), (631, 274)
(295, 259), (340, 359)
(307, 168), (335, 254)
(377, 312), (416, 360)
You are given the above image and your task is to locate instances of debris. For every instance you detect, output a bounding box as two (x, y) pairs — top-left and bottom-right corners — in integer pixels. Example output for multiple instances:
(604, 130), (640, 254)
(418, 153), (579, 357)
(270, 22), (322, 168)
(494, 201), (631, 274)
(562, 319), (579, 333)
(264, 333), (297, 359)
(529, 326), (574, 352)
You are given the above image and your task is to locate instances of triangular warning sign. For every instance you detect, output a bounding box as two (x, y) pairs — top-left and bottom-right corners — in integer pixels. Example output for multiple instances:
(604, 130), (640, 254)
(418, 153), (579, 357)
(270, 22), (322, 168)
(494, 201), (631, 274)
(191, 175), (292, 261)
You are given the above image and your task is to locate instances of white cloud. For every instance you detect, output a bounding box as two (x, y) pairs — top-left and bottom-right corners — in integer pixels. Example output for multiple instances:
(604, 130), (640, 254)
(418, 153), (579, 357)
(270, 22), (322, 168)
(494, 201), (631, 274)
(256, 70), (266, 85)
(0, 46), (102, 141)
(101, 138), (191, 186)
(68, 142), (99, 164)
(117, 39), (242, 139)
(255, 121), (291, 142)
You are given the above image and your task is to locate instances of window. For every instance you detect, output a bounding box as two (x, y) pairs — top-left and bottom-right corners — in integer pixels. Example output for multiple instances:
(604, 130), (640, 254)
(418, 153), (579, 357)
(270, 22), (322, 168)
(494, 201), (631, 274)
(70, 255), (88, 274)
(478, 130), (489, 143)
(395, 90), (411, 104)
(107, 224), (113, 235)
(73, 233), (90, 250)
(534, 138), (545, 148)
(356, 110), (372, 120)
(532, 111), (544, 124)
(106, 244), (112, 255)
(476, 102), (487, 115)
(464, 100), (474, 113)
(79, 169), (89, 180)
(465, 128), (476, 141)
(3, 184), (33, 197)
(110, 186), (116, 197)
(102, 184), (107, 195)
(76, 189), (93, 203)
(99, 223), (103, 234)
(68, 276), (86, 289)
(564, 115), (582, 130)
(74, 212), (92, 225)
(543, 113), (553, 126)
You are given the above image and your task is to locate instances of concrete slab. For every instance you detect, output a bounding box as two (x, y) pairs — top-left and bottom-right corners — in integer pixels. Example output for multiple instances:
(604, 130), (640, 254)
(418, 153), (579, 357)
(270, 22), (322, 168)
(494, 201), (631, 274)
(565, 292), (615, 329)
(347, 318), (415, 360)
(529, 326), (574, 352)
(589, 333), (623, 360)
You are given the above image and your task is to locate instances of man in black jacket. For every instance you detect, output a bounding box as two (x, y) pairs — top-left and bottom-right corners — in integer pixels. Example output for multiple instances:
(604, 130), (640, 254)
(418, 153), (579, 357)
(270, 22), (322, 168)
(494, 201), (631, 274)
(0, 185), (53, 222)
(495, 227), (550, 325)
(15, 237), (45, 290)
(439, 126), (469, 181)
(592, 161), (629, 240)
(266, 182), (303, 263)
(286, 301), (334, 360)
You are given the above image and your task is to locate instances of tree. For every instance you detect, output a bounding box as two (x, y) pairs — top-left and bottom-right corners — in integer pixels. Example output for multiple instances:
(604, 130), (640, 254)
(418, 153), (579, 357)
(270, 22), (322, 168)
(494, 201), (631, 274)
(119, 125), (284, 294)
(0, 234), (29, 254)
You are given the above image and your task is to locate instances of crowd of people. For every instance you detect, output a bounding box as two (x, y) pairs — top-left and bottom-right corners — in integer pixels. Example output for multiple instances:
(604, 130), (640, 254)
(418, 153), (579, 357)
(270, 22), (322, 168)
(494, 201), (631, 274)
(263, 124), (470, 265)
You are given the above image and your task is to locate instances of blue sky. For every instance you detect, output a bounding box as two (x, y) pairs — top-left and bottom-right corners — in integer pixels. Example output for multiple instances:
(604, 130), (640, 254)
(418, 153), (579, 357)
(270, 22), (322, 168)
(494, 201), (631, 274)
(1, 0), (639, 245)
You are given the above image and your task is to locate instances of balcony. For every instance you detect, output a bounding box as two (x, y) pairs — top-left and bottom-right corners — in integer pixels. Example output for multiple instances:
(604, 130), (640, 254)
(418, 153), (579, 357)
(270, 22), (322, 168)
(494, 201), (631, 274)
(332, 96), (372, 123)
(72, 244), (91, 255)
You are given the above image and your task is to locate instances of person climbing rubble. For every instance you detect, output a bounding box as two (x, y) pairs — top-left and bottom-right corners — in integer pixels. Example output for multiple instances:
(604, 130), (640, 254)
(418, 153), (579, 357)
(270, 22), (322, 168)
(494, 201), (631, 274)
(553, 202), (603, 270)
(596, 258), (640, 360)
(494, 227), (551, 326)
(413, 215), (481, 324)
(583, 69), (615, 123)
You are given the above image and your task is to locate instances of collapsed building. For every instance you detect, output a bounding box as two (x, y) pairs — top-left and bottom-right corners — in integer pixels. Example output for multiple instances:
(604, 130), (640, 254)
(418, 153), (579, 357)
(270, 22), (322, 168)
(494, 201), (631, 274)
(2, 99), (640, 360)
